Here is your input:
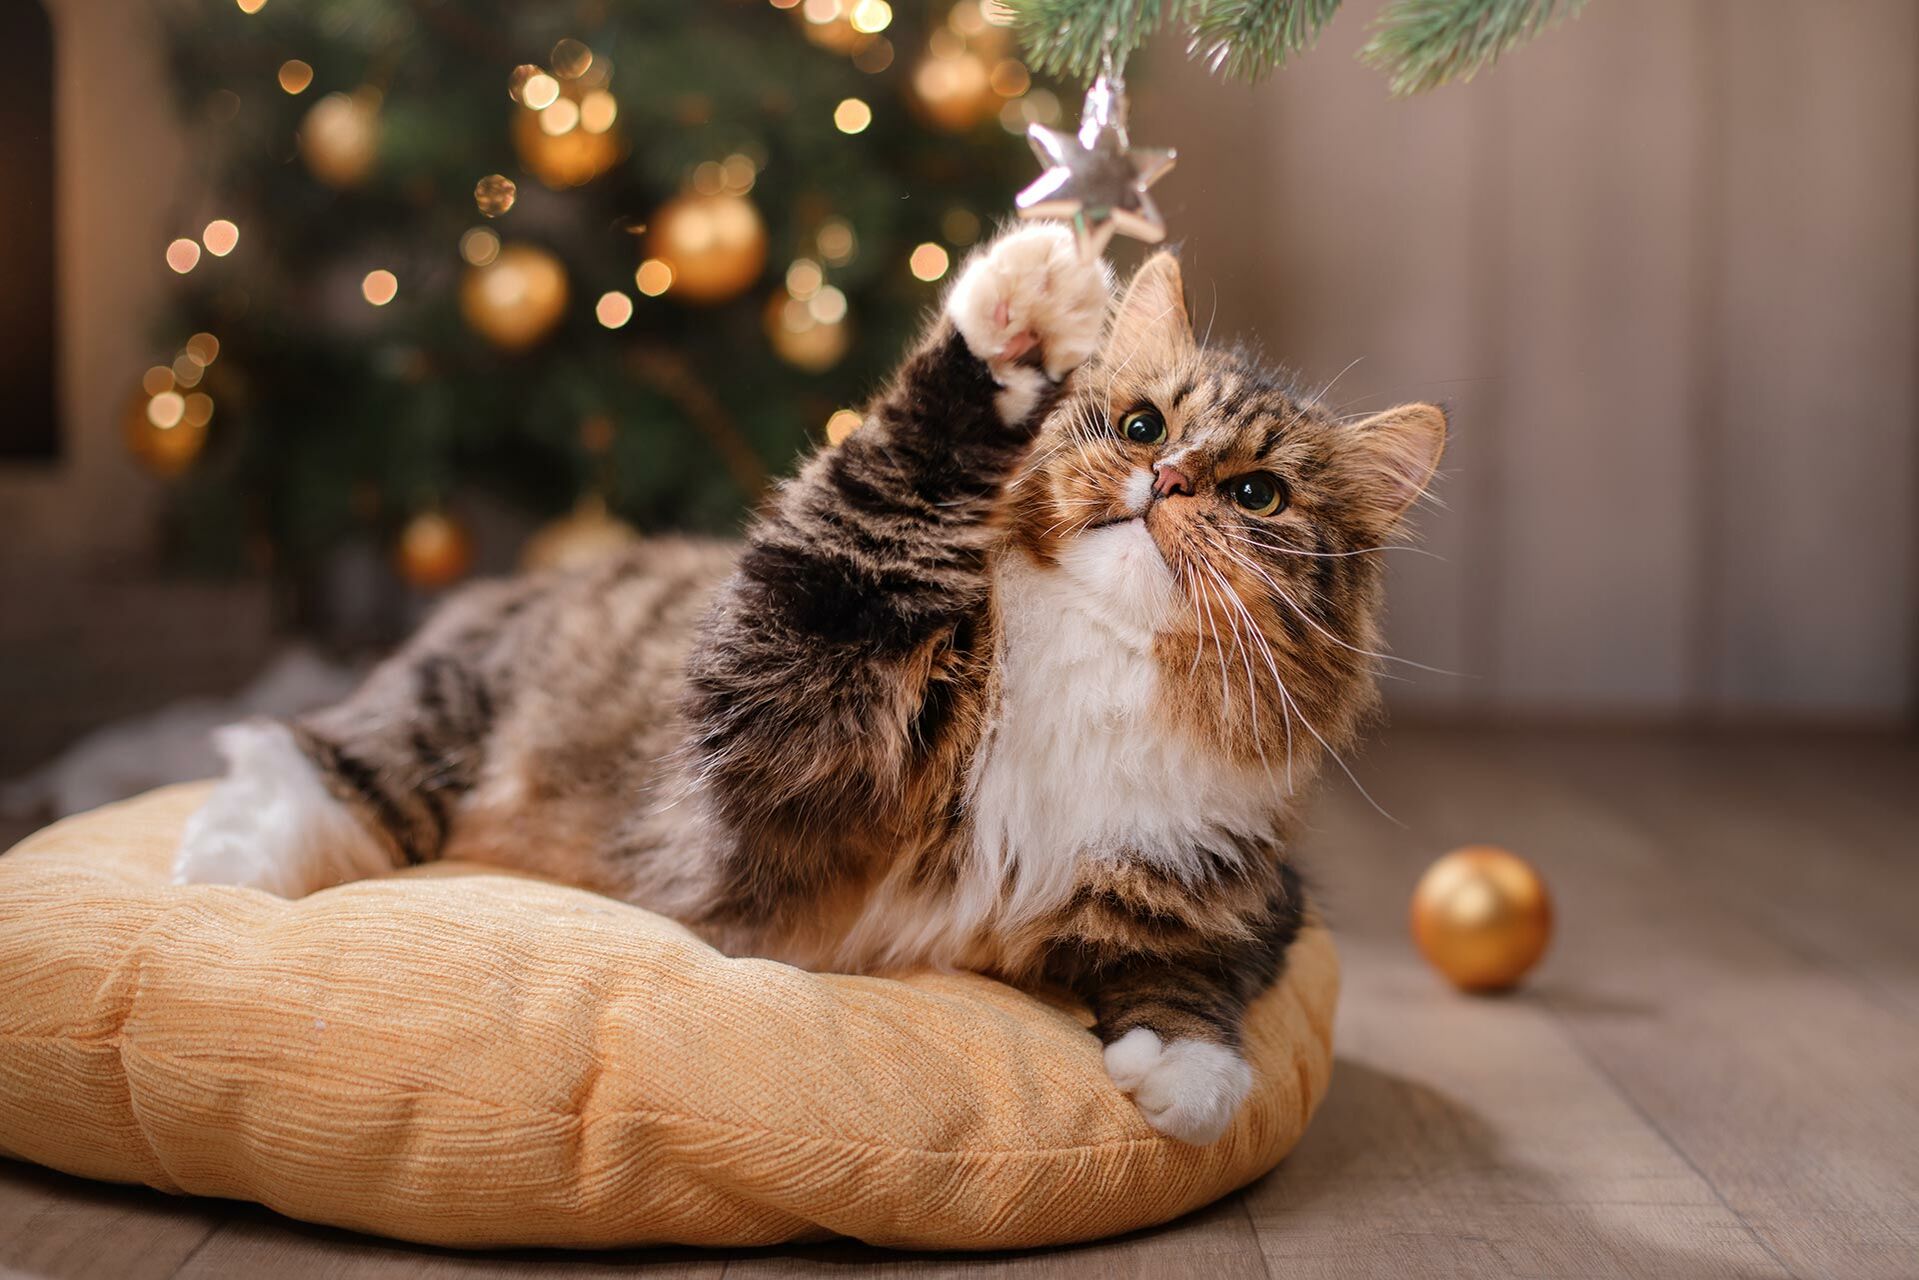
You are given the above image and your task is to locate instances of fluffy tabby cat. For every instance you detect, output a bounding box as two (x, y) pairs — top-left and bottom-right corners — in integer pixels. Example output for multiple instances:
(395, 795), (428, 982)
(174, 224), (1445, 1144)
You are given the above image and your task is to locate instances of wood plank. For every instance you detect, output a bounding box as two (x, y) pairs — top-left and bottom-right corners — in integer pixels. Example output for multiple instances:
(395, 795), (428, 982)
(0, 1162), (222, 1280)
(1517, 729), (1919, 1022)
(1245, 940), (1788, 1279)
(1709, 1), (1919, 715)
(1480, 0), (1703, 712)
(1239, 734), (1791, 1278)
(718, 1195), (1267, 1279)
(169, 1206), (725, 1279)
(1363, 727), (1919, 1277)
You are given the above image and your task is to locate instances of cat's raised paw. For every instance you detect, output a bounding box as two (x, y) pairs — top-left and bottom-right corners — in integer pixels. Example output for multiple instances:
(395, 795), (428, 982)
(947, 223), (1109, 385)
(1103, 1027), (1252, 1145)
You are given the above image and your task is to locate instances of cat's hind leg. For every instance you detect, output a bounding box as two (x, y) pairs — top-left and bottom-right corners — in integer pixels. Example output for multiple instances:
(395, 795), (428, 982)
(174, 584), (516, 895)
(172, 719), (398, 896)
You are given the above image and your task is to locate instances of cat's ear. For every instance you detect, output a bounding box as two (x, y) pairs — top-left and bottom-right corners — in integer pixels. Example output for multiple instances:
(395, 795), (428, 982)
(1106, 252), (1194, 369)
(1348, 403), (1447, 527)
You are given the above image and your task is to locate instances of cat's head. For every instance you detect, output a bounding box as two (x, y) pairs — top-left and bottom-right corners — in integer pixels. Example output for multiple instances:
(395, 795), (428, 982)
(1007, 252), (1446, 772)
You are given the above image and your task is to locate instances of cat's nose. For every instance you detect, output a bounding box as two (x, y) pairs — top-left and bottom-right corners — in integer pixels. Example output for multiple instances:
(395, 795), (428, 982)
(1151, 463), (1194, 499)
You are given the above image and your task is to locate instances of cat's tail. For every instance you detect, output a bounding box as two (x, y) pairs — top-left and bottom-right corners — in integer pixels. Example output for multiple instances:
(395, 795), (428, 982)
(170, 719), (408, 897)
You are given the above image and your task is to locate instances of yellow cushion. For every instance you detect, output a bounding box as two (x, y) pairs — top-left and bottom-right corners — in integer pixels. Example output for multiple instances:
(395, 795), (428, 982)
(0, 784), (1337, 1250)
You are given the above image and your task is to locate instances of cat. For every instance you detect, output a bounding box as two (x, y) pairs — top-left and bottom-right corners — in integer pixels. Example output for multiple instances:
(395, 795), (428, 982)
(172, 223), (1445, 1145)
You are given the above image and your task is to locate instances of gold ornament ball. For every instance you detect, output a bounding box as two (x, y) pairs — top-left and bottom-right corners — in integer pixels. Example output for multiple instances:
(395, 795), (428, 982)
(511, 102), (623, 190)
(520, 496), (641, 573)
(764, 287), (850, 372)
(460, 242), (570, 351)
(910, 49), (997, 132)
(646, 191), (767, 305)
(1411, 846), (1554, 992)
(396, 511), (474, 590)
(299, 91), (381, 188)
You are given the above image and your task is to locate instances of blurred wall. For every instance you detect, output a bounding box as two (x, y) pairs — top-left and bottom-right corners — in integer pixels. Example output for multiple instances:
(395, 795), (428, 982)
(1145, 0), (1918, 723)
(0, 0), (272, 776)
(0, 0), (181, 570)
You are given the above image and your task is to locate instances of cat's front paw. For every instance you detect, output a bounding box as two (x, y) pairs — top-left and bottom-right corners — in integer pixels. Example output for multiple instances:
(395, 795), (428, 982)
(947, 223), (1109, 384)
(1104, 1027), (1253, 1145)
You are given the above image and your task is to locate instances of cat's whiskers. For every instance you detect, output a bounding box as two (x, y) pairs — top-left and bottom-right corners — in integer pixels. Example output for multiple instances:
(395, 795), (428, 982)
(1196, 541), (1399, 820)
(1217, 527), (1440, 561)
(1194, 554), (1286, 792)
(1213, 538), (1463, 678)
(1308, 356), (1365, 410)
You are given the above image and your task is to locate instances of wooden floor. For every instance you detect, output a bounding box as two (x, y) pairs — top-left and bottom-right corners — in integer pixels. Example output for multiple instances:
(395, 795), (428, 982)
(3, 726), (1916, 1279)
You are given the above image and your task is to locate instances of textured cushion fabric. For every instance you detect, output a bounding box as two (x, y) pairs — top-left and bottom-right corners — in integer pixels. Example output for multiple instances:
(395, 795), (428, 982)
(0, 784), (1337, 1251)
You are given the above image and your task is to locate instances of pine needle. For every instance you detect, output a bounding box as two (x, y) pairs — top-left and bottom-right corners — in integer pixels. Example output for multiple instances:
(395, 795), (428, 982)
(1359, 0), (1587, 95)
(1010, 0), (1168, 81)
(1186, 0), (1340, 81)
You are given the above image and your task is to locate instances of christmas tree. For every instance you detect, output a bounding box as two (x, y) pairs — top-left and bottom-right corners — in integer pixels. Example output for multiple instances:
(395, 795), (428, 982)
(143, 0), (1053, 605)
(142, 0), (1579, 619)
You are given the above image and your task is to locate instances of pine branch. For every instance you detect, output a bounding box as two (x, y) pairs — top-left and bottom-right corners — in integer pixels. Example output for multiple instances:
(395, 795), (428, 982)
(1011, 0), (1167, 81)
(1186, 0), (1340, 81)
(1360, 0), (1586, 95)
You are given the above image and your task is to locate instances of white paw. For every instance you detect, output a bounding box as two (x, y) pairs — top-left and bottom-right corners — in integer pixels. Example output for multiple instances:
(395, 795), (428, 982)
(1103, 1028), (1253, 1146)
(172, 721), (390, 897)
(947, 222), (1110, 384)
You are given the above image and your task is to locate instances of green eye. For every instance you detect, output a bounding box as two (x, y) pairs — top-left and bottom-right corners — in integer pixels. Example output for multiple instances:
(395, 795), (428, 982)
(1118, 407), (1167, 445)
(1226, 472), (1288, 517)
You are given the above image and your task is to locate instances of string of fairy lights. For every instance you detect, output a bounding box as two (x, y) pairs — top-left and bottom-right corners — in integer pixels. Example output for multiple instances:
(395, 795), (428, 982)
(137, 0), (1056, 585)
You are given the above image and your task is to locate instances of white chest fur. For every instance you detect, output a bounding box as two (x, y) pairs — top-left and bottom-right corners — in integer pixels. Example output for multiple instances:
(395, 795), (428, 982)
(961, 521), (1283, 928)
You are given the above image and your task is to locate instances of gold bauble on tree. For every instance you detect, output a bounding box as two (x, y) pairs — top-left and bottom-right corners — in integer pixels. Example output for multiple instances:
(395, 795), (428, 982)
(1411, 846), (1554, 992)
(520, 495), (641, 573)
(460, 242), (569, 351)
(395, 511), (474, 590)
(512, 99), (623, 189)
(299, 90), (382, 188)
(646, 191), (767, 305)
(910, 47), (997, 132)
(763, 286), (850, 373)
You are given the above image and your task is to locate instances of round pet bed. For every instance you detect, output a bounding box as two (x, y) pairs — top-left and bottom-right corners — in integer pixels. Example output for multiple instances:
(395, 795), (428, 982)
(0, 784), (1336, 1250)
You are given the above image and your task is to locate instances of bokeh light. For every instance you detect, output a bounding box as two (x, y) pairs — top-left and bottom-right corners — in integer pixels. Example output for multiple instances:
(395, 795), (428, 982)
(521, 73), (561, 110)
(834, 98), (872, 134)
(580, 91), (618, 134)
(942, 207), (981, 245)
(166, 239), (201, 274)
(853, 39), (895, 73)
(850, 0), (892, 33)
(540, 98), (581, 136)
(786, 258), (824, 299)
(474, 174), (517, 217)
(634, 259), (673, 296)
(147, 391), (187, 429)
(362, 269), (399, 306)
(185, 333), (221, 366)
(551, 39), (594, 79)
(278, 60), (313, 94)
(460, 227), (502, 266)
(203, 220), (240, 257)
(909, 242), (950, 282)
(826, 409), (862, 445)
(817, 218), (857, 265)
(596, 291), (634, 328)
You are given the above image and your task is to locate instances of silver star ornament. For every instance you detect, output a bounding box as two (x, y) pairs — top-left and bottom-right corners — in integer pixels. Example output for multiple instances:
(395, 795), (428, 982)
(1016, 71), (1176, 259)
